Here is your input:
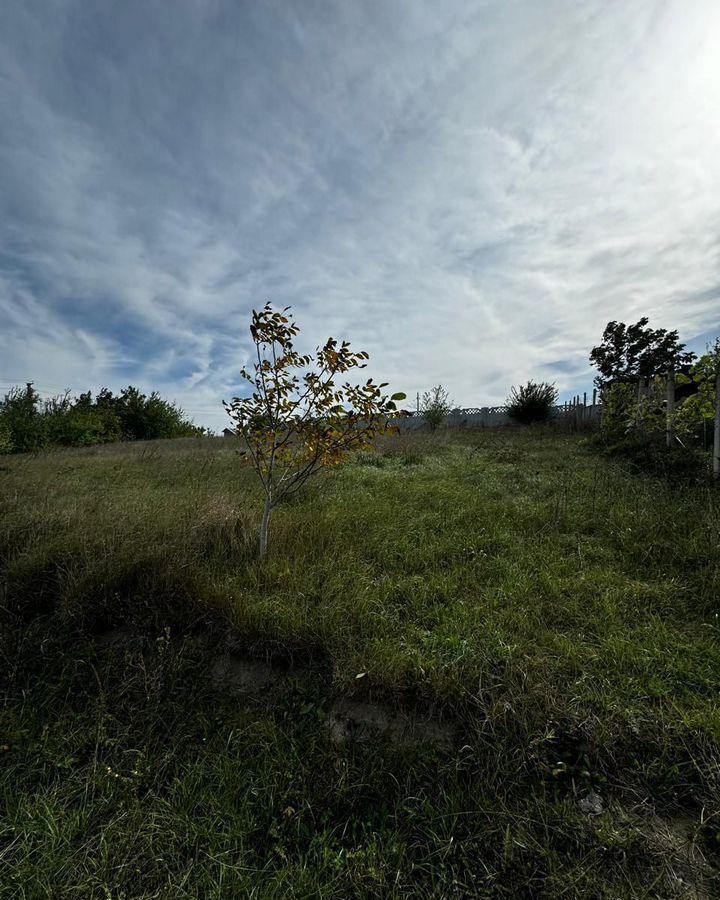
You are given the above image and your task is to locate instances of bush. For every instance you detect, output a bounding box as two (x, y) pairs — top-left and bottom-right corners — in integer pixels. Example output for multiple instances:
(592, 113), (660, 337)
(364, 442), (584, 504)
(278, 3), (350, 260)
(505, 381), (558, 424)
(0, 420), (13, 454)
(420, 385), (452, 431)
(0, 384), (47, 453)
(114, 386), (199, 441)
(0, 383), (202, 454)
(595, 376), (713, 480)
(600, 380), (671, 444)
(597, 430), (708, 482)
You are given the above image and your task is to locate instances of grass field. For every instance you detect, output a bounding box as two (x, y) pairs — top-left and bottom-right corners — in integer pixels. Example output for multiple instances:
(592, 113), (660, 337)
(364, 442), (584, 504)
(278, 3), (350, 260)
(1, 428), (719, 897)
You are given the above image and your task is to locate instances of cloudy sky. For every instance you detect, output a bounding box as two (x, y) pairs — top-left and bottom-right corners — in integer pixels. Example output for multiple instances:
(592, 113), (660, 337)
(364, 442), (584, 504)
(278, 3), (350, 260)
(1, 0), (719, 430)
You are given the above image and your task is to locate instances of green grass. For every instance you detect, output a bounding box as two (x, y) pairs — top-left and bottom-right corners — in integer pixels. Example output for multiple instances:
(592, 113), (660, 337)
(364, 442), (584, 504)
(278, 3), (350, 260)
(1, 429), (719, 896)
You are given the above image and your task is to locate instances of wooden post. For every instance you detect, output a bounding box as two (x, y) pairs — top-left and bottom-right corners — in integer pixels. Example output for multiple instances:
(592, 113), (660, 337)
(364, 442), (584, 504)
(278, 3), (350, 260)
(592, 388), (597, 407)
(714, 373), (720, 479)
(666, 371), (675, 448)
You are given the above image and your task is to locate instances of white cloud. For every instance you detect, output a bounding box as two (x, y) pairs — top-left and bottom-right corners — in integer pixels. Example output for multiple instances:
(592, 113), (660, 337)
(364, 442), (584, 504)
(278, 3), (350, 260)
(0, 0), (718, 430)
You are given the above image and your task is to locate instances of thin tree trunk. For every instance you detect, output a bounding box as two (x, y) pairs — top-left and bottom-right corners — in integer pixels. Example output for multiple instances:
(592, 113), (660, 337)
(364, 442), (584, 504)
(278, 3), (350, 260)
(259, 494), (272, 557)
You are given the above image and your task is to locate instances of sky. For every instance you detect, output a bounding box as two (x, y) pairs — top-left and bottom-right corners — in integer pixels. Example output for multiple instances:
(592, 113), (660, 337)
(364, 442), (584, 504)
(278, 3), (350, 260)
(1, 0), (719, 432)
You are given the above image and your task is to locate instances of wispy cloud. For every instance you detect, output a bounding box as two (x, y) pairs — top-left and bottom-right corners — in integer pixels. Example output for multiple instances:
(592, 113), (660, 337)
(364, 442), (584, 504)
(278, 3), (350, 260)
(1, 0), (718, 428)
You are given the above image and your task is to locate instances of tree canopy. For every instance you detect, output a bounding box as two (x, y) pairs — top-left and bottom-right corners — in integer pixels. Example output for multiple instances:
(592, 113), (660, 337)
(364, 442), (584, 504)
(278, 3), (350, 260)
(589, 318), (695, 389)
(0, 383), (202, 453)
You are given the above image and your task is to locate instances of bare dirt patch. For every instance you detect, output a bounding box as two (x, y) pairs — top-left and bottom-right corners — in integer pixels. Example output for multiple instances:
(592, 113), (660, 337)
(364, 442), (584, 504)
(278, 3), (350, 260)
(208, 651), (455, 749)
(643, 814), (717, 900)
(211, 653), (285, 695)
(325, 697), (455, 749)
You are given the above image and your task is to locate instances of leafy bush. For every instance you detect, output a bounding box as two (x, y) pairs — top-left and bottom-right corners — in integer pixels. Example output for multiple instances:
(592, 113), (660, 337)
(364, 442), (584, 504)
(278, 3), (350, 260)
(598, 342), (718, 462)
(595, 347), (719, 479)
(0, 420), (13, 454)
(600, 380), (669, 444)
(420, 385), (452, 431)
(505, 381), (558, 424)
(0, 382), (202, 453)
(597, 429), (708, 481)
(671, 343), (720, 446)
(114, 386), (199, 441)
(0, 384), (47, 452)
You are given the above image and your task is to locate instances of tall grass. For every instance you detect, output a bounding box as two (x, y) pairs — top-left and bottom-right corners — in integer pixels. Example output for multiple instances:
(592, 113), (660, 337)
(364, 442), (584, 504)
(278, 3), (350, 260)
(1, 430), (719, 895)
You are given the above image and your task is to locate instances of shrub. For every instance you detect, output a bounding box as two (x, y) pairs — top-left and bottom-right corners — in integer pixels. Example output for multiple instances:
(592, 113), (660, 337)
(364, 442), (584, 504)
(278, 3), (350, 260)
(0, 383), (47, 453)
(595, 369), (714, 480)
(0, 383), (201, 453)
(420, 385), (452, 431)
(505, 381), (558, 424)
(600, 379), (669, 444)
(114, 386), (199, 441)
(0, 420), (13, 454)
(671, 343), (720, 447)
(598, 430), (708, 481)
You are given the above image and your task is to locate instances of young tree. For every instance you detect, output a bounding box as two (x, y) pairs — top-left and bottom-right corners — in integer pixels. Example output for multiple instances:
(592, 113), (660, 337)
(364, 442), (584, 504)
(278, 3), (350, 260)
(590, 318), (695, 389)
(225, 303), (405, 556)
(420, 384), (452, 431)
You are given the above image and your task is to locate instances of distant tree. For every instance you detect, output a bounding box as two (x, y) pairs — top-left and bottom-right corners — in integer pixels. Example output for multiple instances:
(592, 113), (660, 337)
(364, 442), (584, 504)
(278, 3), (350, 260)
(506, 381), (558, 424)
(0, 382), (200, 452)
(420, 384), (452, 431)
(590, 318), (695, 388)
(74, 390), (122, 443)
(42, 390), (117, 447)
(226, 303), (405, 556)
(115, 386), (200, 441)
(0, 383), (46, 452)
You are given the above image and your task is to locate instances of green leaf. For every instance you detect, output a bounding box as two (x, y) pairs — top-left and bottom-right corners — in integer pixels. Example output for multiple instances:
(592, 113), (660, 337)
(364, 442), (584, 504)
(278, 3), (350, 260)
(391, 392), (407, 401)
(675, 373), (691, 385)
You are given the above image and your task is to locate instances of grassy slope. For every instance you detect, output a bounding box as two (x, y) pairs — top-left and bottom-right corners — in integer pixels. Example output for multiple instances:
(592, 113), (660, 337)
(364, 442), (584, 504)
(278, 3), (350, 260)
(1, 430), (719, 897)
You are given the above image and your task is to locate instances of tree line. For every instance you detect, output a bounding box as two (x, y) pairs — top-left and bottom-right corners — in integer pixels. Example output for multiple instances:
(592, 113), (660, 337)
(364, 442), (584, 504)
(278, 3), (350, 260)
(0, 383), (202, 454)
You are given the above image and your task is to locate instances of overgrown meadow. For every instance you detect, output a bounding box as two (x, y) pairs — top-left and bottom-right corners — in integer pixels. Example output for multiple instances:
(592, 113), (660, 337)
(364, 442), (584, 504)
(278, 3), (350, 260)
(1, 428), (719, 897)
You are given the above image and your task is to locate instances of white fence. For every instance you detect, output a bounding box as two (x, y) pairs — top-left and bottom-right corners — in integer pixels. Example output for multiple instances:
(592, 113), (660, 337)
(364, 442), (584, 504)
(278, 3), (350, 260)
(399, 396), (602, 430)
